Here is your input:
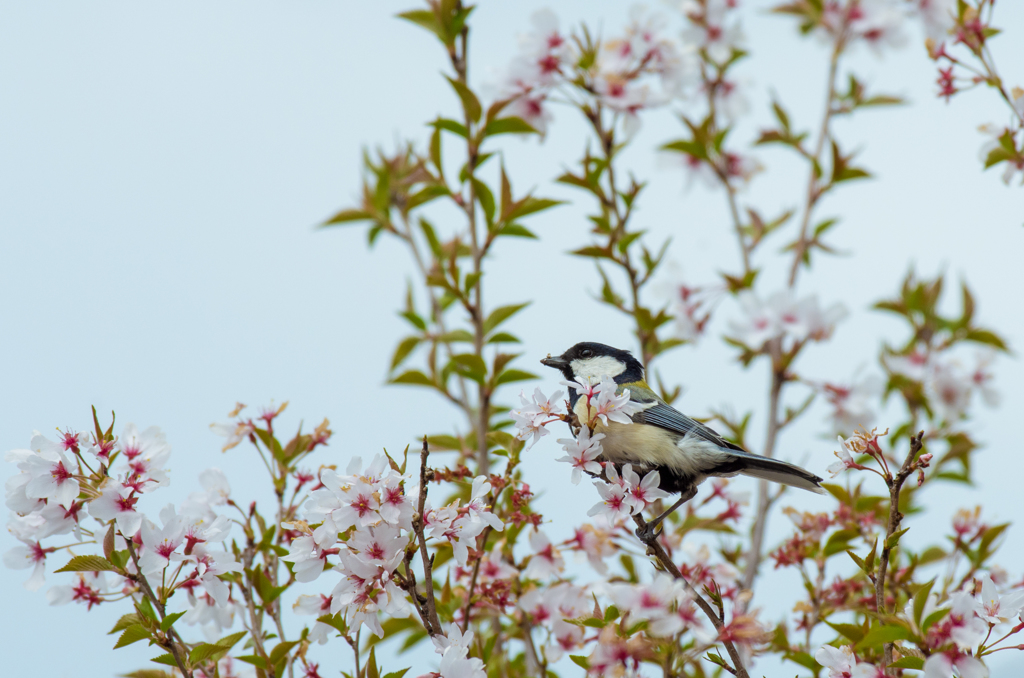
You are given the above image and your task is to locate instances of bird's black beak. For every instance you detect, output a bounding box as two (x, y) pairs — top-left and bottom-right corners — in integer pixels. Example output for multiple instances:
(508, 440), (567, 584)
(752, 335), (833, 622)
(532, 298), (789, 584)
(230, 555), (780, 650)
(540, 354), (569, 370)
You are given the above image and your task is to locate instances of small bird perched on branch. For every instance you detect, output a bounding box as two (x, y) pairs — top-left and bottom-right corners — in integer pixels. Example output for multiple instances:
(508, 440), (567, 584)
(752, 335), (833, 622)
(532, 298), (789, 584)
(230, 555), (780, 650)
(541, 341), (824, 539)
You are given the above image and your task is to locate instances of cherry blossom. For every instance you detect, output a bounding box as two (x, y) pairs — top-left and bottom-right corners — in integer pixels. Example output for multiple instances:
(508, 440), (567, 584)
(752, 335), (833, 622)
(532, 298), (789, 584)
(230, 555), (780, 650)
(680, 0), (746, 64)
(88, 481), (143, 537)
(293, 594), (334, 644)
(511, 387), (565, 446)
(523, 529), (564, 580)
(138, 504), (186, 576)
(622, 465), (669, 510)
(588, 465), (640, 521)
(565, 519), (617, 574)
(946, 590), (988, 649)
(117, 423), (172, 491)
(611, 573), (691, 637)
(827, 435), (865, 477)
(19, 435), (80, 509)
(3, 536), (52, 590)
(923, 652), (988, 678)
(181, 468), (231, 519)
(914, 0), (956, 41)
(465, 476), (503, 531)
(822, 375), (882, 436)
(210, 419), (255, 452)
(975, 574), (1024, 625)
(556, 427), (605, 484)
(433, 625), (486, 678)
(282, 535), (329, 583)
(46, 571), (112, 609)
(730, 289), (846, 349)
(815, 644), (885, 677)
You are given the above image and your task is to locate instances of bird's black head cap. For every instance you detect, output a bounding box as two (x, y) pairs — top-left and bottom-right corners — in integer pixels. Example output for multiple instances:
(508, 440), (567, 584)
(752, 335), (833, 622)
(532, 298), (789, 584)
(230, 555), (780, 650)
(540, 341), (645, 384)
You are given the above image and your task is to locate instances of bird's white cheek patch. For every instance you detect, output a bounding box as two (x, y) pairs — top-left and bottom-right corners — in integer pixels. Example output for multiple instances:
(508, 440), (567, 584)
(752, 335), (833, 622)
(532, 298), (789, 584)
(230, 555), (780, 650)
(570, 356), (626, 381)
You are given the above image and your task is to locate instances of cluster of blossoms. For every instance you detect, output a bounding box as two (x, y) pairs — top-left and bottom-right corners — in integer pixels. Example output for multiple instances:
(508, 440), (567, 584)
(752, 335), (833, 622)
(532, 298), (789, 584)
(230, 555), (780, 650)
(498, 6), (696, 136)
(920, 0), (1024, 184)
(729, 289), (847, 352)
(427, 626), (486, 678)
(512, 376), (667, 524)
(816, 573), (1024, 678)
(885, 346), (998, 423)
(815, 375), (883, 437)
(288, 454), (503, 636)
(4, 424), (243, 639)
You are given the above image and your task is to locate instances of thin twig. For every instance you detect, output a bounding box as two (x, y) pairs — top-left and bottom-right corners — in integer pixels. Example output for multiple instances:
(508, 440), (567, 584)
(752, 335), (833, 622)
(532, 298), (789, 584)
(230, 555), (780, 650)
(633, 513), (750, 678)
(125, 540), (194, 678)
(787, 28), (845, 287)
(416, 437), (444, 636)
(876, 431), (924, 675)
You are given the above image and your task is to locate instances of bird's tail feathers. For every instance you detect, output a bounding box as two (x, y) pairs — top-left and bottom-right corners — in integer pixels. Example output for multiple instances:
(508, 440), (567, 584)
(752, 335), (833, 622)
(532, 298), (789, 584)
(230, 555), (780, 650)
(726, 450), (826, 494)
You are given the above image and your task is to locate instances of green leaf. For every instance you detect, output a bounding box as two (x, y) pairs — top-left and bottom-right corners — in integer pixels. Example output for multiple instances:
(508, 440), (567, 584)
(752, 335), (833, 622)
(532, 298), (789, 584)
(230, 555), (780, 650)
(483, 303), (529, 335)
(923, 608), (949, 632)
(390, 370), (435, 387)
(824, 528), (860, 556)
(55, 555), (115, 573)
(396, 10), (446, 43)
(964, 328), (1008, 351)
(886, 527), (910, 550)
(269, 640), (298, 666)
(569, 655), (590, 669)
(426, 435), (463, 451)
(149, 655), (179, 668)
(382, 670), (410, 678)
(114, 625), (152, 649)
(506, 197), (563, 221)
(483, 117), (537, 136)
(825, 621), (865, 643)
(390, 337), (421, 371)
(430, 118), (469, 138)
(889, 657), (925, 670)
(497, 223), (537, 238)
(854, 624), (912, 650)
(235, 655), (267, 669)
(473, 178), (495, 225)
(914, 579), (936, 626)
(321, 208), (372, 226)
(217, 631), (248, 651)
(110, 614), (143, 635)
(159, 611), (185, 632)
(495, 369), (536, 385)
(450, 353), (487, 383)
(445, 77), (481, 123)
(138, 596), (157, 621)
(487, 331), (520, 343)
(121, 671), (177, 678)
(189, 643), (230, 664)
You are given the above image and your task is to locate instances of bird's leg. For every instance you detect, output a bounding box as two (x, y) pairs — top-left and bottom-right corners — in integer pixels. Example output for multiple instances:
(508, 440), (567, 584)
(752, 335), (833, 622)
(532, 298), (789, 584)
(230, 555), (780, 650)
(635, 486), (697, 544)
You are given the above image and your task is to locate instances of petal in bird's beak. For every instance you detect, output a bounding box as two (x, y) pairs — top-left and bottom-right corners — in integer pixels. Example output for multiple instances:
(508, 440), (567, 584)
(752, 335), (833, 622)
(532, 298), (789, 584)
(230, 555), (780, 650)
(540, 354), (569, 369)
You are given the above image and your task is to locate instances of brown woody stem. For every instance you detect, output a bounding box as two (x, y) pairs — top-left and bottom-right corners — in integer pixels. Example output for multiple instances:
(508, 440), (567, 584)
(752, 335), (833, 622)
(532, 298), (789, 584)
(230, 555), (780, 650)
(877, 432), (924, 675)
(633, 513), (750, 678)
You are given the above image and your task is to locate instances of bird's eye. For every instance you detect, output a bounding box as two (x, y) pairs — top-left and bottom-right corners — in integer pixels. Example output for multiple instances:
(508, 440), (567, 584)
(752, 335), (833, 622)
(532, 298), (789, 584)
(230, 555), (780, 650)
(581, 349), (593, 358)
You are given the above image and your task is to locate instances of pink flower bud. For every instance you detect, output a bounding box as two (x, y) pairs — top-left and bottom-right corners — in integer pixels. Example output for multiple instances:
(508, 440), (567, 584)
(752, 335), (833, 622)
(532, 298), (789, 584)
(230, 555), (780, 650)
(917, 469), (925, 487)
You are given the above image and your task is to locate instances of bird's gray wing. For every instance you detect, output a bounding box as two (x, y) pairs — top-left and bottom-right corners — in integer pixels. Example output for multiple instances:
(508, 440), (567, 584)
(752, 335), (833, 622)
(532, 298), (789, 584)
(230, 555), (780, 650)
(632, 401), (736, 449)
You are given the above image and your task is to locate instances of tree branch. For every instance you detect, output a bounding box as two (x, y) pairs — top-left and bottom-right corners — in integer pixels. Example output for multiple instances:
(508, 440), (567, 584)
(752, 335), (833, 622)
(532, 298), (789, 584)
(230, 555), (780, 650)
(633, 513), (750, 678)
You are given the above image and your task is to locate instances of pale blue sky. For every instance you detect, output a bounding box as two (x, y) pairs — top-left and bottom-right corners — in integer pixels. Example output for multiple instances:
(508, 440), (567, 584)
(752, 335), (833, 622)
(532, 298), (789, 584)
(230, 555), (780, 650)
(2, 1), (1023, 676)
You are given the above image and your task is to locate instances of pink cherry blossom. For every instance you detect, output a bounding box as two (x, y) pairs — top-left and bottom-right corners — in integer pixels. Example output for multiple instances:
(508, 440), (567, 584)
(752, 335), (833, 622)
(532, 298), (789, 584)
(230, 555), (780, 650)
(88, 481), (143, 536)
(556, 427), (605, 484)
(523, 529), (564, 580)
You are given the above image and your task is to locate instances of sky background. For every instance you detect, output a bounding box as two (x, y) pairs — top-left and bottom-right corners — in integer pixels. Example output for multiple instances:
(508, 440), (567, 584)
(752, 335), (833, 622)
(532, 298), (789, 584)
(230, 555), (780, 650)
(2, 1), (1023, 676)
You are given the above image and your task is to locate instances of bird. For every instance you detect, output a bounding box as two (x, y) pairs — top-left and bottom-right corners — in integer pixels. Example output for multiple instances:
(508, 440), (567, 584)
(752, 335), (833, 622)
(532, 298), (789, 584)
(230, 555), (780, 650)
(540, 341), (825, 540)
